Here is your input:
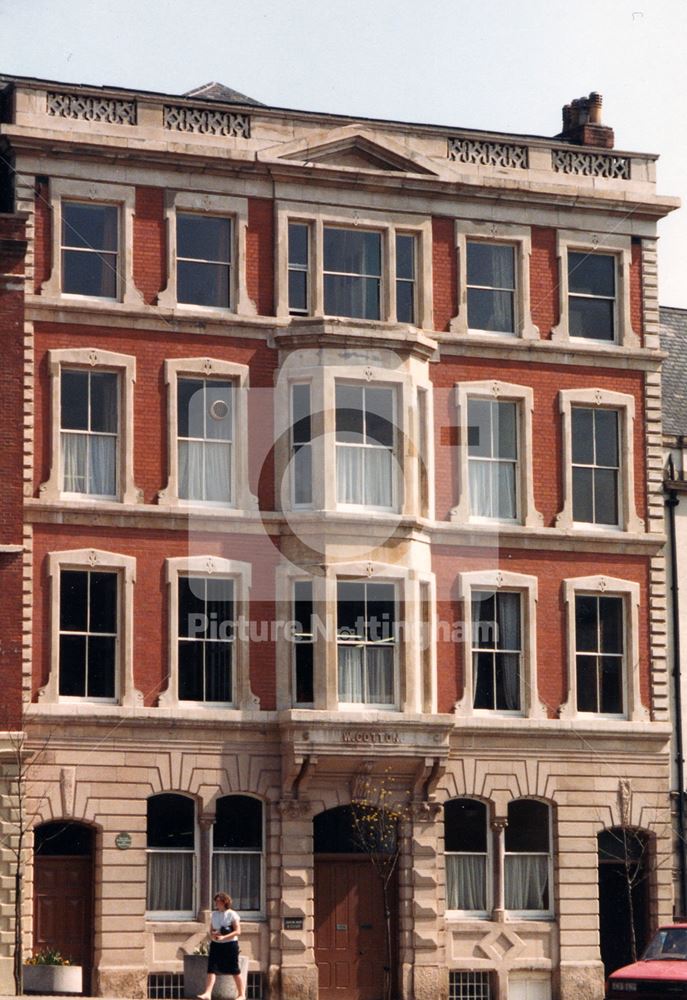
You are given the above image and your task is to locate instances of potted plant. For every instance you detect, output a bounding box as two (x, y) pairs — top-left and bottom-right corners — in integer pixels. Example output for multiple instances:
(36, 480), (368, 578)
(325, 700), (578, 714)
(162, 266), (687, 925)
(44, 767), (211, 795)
(23, 947), (83, 995)
(183, 941), (209, 999)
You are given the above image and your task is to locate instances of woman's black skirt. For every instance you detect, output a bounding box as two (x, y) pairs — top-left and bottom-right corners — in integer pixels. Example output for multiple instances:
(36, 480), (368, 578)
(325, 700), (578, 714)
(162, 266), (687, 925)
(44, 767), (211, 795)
(208, 939), (240, 975)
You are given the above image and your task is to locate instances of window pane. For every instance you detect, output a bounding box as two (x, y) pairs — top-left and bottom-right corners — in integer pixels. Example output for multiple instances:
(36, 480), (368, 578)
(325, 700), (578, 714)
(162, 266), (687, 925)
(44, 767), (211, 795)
(467, 399), (492, 458)
(177, 260), (230, 308)
(396, 280), (414, 324)
(63, 249), (117, 298)
(292, 385), (311, 442)
(467, 287), (514, 334)
(396, 234), (414, 280)
(60, 570), (88, 632)
(568, 251), (615, 297)
(601, 656), (623, 713)
(576, 654), (598, 712)
(444, 798), (487, 852)
(467, 242), (515, 289)
(569, 296), (614, 340)
(599, 597), (623, 653)
(336, 384), (364, 442)
(495, 652), (520, 710)
(59, 635), (86, 696)
(595, 409), (619, 467)
(473, 651), (495, 708)
(505, 800), (549, 853)
(505, 854), (549, 910)
(203, 442), (232, 502)
(472, 591), (496, 648)
(177, 214), (231, 263)
(205, 577), (233, 632)
(147, 794), (195, 849)
(87, 635), (116, 698)
(365, 387), (394, 447)
(446, 854), (486, 911)
(295, 644), (314, 703)
(293, 444), (312, 504)
(61, 371), (89, 430)
(147, 852), (193, 911)
(496, 592), (520, 649)
(594, 468), (618, 524)
(178, 577), (207, 638)
(572, 467), (594, 522)
(337, 582), (365, 638)
(214, 796), (262, 850)
(212, 852), (260, 911)
(364, 448), (392, 507)
(63, 203), (118, 252)
(294, 581), (313, 636)
(178, 641), (204, 701)
(90, 372), (118, 433)
(89, 572), (117, 633)
(324, 274), (380, 320)
(575, 596), (598, 652)
(288, 270), (308, 313)
(572, 408), (594, 464)
(288, 223), (308, 266)
(496, 402), (517, 459)
(205, 641), (232, 702)
(323, 228), (381, 275)
(205, 382), (233, 441)
(496, 462), (517, 519)
(366, 582), (395, 642)
(177, 379), (201, 439)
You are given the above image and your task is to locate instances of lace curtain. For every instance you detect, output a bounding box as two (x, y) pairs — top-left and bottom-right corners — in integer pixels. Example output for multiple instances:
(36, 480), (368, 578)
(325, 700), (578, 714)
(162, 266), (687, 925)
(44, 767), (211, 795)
(338, 645), (394, 704)
(147, 852), (194, 911)
(179, 441), (232, 502)
(337, 445), (392, 506)
(212, 852), (261, 911)
(446, 854), (486, 910)
(469, 459), (516, 519)
(62, 433), (116, 496)
(505, 854), (549, 910)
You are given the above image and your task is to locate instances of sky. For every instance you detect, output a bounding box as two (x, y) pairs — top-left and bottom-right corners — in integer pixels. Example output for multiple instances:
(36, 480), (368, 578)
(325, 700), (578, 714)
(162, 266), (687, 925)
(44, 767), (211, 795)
(1, 0), (686, 306)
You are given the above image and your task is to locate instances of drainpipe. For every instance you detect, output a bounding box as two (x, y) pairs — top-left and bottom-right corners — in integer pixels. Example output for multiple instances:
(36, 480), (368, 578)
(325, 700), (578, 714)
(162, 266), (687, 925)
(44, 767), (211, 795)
(666, 455), (687, 913)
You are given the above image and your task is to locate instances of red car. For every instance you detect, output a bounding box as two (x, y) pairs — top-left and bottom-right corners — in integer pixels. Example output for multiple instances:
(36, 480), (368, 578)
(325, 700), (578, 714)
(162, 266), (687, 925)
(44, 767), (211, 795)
(606, 924), (687, 997)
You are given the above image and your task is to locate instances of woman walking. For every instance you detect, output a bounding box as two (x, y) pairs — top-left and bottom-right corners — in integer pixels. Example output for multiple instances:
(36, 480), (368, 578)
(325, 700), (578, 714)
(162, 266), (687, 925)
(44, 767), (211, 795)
(197, 892), (245, 1000)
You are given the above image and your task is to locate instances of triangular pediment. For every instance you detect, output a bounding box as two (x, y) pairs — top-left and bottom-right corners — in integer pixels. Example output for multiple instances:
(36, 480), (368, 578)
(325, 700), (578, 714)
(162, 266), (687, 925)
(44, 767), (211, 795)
(264, 126), (438, 176)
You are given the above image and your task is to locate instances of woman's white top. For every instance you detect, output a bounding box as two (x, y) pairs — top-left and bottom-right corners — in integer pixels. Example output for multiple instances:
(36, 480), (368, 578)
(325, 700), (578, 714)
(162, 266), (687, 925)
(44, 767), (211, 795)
(211, 908), (240, 935)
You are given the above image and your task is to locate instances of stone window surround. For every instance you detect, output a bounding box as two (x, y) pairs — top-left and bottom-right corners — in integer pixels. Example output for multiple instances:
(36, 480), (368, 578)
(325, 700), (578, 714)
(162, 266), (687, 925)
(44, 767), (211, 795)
(157, 357), (258, 512)
(41, 178), (142, 306)
(40, 347), (141, 505)
(274, 200), (434, 328)
(451, 380), (543, 528)
(40, 547), (141, 707)
(145, 790), (198, 921)
(455, 570), (547, 720)
(551, 230), (639, 348)
(444, 795), (494, 918)
(555, 387), (643, 533)
(157, 190), (254, 316)
(560, 575), (647, 722)
(274, 560), (436, 714)
(443, 795), (554, 921)
(274, 360), (431, 518)
(160, 555), (257, 711)
(449, 220), (539, 340)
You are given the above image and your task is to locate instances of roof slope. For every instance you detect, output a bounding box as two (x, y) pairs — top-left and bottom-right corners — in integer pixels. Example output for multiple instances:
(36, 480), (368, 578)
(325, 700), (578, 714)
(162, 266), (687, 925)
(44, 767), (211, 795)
(661, 306), (687, 436)
(184, 81), (263, 106)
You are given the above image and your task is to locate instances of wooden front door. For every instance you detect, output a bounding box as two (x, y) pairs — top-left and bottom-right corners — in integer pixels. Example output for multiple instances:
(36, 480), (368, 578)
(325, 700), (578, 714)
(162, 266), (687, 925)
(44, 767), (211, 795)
(315, 858), (392, 1000)
(34, 855), (93, 993)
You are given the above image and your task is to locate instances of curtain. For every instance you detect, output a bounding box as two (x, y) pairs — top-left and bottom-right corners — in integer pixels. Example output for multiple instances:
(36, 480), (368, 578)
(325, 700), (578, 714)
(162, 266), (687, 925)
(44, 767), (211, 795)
(337, 446), (363, 504)
(446, 854), (486, 910)
(204, 442), (231, 502)
(89, 434), (116, 496)
(490, 246), (515, 332)
(366, 646), (394, 703)
(469, 460), (492, 517)
(62, 434), (87, 493)
(496, 461), (517, 519)
(338, 645), (364, 702)
(364, 448), (392, 507)
(147, 852), (193, 911)
(212, 852), (261, 911)
(179, 442), (231, 502)
(505, 854), (549, 910)
(337, 446), (392, 507)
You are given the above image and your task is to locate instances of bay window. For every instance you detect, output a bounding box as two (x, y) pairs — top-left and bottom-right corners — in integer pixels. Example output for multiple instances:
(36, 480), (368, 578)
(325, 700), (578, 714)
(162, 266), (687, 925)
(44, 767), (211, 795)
(212, 796), (263, 915)
(146, 793), (195, 918)
(291, 383), (313, 506)
(323, 227), (381, 319)
(292, 580), (314, 705)
(337, 580), (396, 706)
(335, 383), (395, 509)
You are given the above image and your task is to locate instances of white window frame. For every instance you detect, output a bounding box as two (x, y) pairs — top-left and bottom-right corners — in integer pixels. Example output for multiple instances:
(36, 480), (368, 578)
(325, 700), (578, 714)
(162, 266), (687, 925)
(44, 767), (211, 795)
(41, 348), (139, 505)
(336, 577), (399, 710)
(451, 381), (542, 527)
(40, 548), (141, 707)
(158, 358), (257, 511)
(450, 220), (538, 340)
(161, 556), (256, 711)
(507, 973), (552, 1000)
(551, 231), (638, 348)
(41, 178), (141, 306)
(560, 575), (648, 722)
(444, 797), (493, 918)
(335, 380), (398, 513)
(456, 570), (546, 719)
(290, 382), (313, 510)
(211, 793), (265, 920)
(275, 201), (433, 328)
(556, 388), (643, 533)
(504, 798), (553, 920)
(146, 791), (198, 921)
(158, 191), (253, 315)
(291, 578), (315, 708)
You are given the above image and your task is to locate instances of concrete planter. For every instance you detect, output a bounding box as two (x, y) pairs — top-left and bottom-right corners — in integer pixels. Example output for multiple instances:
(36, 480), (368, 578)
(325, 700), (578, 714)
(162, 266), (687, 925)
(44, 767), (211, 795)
(183, 953), (249, 999)
(23, 963), (83, 994)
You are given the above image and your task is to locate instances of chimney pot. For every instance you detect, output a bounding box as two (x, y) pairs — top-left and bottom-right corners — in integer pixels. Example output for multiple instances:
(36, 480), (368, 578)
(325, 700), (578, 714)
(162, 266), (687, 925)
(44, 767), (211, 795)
(558, 92), (614, 148)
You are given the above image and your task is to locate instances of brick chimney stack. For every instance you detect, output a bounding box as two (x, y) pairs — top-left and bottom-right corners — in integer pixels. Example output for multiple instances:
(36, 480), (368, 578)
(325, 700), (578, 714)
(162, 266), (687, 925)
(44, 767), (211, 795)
(559, 92), (614, 149)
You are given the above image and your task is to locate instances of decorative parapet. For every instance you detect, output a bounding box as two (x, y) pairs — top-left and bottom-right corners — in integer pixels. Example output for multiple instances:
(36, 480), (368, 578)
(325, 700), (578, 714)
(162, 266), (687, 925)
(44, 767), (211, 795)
(47, 91), (136, 125)
(551, 148), (631, 179)
(448, 137), (528, 169)
(163, 104), (251, 137)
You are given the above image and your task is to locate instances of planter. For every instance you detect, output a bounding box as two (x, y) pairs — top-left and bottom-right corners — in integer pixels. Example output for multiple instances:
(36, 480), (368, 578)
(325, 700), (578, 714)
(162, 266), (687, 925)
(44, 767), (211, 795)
(183, 953), (249, 999)
(23, 963), (83, 995)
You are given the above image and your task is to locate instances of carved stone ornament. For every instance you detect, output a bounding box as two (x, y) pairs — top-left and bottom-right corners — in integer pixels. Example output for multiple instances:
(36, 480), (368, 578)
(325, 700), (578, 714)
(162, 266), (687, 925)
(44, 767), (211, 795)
(163, 105), (251, 138)
(618, 778), (632, 827)
(411, 801), (442, 822)
(552, 148), (630, 179)
(48, 92), (137, 126)
(278, 798), (311, 819)
(448, 137), (528, 169)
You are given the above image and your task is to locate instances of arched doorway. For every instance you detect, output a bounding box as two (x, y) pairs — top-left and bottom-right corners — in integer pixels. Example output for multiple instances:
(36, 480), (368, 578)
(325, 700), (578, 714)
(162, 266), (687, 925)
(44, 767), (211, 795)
(33, 822), (95, 994)
(598, 827), (651, 975)
(313, 805), (398, 1000)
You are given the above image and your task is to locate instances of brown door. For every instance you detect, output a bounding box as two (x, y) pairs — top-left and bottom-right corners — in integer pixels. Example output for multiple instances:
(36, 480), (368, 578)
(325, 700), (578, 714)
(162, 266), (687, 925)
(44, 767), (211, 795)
(34, 854), (93, 993)
(315, 857), (393, 1000)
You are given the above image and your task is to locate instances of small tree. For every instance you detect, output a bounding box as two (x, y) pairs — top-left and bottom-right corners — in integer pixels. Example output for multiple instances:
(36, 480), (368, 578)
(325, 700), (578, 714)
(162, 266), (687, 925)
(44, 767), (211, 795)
(351, 772), (410, 1000)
